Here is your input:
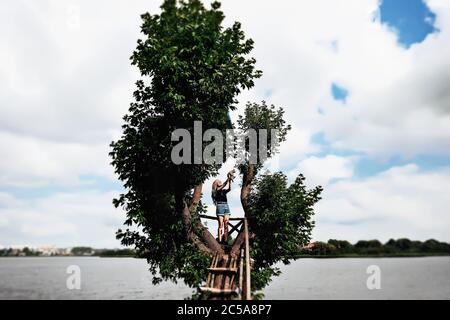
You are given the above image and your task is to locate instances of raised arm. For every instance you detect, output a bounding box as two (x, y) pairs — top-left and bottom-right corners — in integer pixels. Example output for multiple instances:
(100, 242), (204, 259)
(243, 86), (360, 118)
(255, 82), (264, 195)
(225, 171), (234, 191)
(226, 177), (232, 190)
(216, 178), (229, 191)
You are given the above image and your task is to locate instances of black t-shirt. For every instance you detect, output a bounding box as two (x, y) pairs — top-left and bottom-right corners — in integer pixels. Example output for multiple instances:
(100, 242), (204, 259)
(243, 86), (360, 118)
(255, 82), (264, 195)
(214, 188), (230, 203)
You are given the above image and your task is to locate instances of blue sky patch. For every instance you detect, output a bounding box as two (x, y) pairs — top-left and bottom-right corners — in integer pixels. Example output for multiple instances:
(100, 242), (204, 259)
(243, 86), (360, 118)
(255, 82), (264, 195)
(310, 132), (450, 181)
(310, 132), (362, 158)
(264, 89), (273, 98)
(379, 0), (438, 48)
(354, 154), (450, 179)
(331, 83), (349, 103)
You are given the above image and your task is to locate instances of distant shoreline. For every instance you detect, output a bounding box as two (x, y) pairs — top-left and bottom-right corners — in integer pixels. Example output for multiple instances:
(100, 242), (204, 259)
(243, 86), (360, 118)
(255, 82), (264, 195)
(0, 247), (135, 258)
(294, 252), (450, 259)
(0, 255), (137, 258)
(3, 238), (450, 258)
(299, 239), (450, 258)
(3, 254), (450, 259)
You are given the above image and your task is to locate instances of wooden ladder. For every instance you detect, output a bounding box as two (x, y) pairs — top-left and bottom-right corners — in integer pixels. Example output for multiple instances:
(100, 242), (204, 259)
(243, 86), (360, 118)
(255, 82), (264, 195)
(198, 217), (251, 300)
(199, 251), (240, 298)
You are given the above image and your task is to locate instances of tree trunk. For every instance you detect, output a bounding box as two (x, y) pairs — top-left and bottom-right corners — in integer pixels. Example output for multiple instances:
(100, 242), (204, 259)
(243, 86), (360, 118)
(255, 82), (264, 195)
(231, 164), (255, 256)
(182, 203), (223, 253)
(189, 184), (203, 213)
(180, 184), (223, 254)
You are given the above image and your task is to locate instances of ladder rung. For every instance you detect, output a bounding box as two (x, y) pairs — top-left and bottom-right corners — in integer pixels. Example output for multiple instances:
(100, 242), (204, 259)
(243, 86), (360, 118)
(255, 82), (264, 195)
(199, 287), (238, 295)
(208, 267), (238, 273)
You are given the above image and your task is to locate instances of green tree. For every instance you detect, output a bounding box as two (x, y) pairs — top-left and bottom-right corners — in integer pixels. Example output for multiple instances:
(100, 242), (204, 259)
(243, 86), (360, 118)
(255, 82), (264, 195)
(355, 240), (383, 255)
(395, 238), (412, 251)
(421, 239), (450, 253)
(246, 172), (322, 290)
(410, 240), (423, 252)
(71, 247), (93, 256)
(328, 239), (354, 254)
(110, 0), (321, 292)
(307, 241), (336, 255)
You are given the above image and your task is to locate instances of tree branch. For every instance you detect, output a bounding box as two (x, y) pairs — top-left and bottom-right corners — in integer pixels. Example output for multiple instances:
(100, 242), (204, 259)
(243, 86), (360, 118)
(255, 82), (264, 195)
(231, 163), (256, 255)
(181, 184), (224, 254)
(240, 163), (255, 217)
(189, 183), (203, 213)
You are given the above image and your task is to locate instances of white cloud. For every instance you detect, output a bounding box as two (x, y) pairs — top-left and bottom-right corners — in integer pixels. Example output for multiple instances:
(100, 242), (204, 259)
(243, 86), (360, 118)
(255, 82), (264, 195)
(1, 0), (450, 246)
(3, 0), (450, 178)
(0, 190), (124, 247)
(0, 0), (158, 187)
(221, 0), (450, 159)
(0, 216), (8, 228)
(288, 155), (356, 187)
(0, 131), (115, 187)
(313, 164), (450, 242)
(0, 1), (146, 142)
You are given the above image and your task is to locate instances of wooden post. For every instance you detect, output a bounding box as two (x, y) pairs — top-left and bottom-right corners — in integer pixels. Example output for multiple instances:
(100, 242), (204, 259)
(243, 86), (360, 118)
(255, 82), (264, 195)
(244, 218), (251, 300)
(238, 249), (244, 300)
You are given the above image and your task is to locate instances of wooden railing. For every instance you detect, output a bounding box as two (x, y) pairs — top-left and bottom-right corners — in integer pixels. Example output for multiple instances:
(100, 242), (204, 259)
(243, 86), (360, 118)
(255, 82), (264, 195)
(199, 214), (243, 238)
(199, 214), (251, 300)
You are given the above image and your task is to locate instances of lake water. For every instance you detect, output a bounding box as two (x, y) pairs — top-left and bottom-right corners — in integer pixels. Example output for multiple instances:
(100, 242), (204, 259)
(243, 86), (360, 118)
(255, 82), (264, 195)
(0, 257), (449, 299)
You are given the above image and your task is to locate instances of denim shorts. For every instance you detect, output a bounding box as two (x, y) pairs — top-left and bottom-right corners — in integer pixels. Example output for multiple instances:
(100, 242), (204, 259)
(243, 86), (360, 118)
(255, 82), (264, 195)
(216, 203), (230, 216)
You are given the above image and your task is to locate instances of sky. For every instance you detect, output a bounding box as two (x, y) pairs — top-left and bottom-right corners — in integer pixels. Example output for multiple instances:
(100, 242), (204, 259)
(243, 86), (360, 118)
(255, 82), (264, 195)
(1, 0), (450, 248)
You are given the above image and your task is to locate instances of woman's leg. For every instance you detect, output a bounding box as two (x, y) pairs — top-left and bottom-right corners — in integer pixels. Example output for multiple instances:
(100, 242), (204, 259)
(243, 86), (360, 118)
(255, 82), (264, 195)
(223, 214), (229, 242)
(217, 215), (224, 242)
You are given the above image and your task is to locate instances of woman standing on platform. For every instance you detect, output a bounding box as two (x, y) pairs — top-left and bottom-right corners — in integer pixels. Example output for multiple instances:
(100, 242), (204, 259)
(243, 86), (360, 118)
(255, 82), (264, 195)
(211, 170), (235, 244)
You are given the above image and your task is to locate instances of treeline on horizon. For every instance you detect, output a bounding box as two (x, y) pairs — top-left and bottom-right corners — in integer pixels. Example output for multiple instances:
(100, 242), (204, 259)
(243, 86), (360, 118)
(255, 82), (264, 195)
(299, 238), (450, 257)
(3, 238), (450, 258)
(0, 246), (135, 257)
(71, 247), (135, 257)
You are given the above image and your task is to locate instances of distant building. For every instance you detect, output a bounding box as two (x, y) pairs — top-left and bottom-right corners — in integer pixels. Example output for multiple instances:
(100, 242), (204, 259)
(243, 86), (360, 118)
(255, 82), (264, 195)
(35, 245), (58, 256)
(9, 249), (25, 256)
(56, 248), (72, 256)
(301, 243), (316, 252)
